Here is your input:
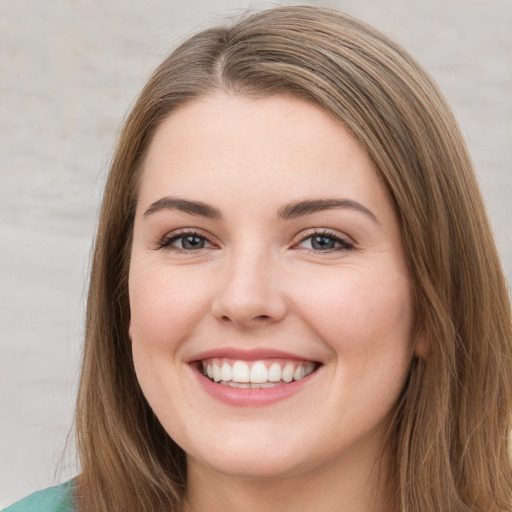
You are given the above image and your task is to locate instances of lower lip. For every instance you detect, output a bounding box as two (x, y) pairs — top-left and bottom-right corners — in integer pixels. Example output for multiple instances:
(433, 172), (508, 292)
(191, 366), (319, 407)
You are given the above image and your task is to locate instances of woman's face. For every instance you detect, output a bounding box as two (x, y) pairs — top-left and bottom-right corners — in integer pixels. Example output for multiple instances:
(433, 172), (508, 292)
(129, 93), (421, 480)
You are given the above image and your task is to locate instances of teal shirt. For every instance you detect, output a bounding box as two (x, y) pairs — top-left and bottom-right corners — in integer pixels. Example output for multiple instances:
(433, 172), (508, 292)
(3, 481), (74, 512)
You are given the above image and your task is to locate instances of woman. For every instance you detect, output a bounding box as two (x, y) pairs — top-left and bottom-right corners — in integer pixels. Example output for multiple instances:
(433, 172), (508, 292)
(6, 5), (511, 512)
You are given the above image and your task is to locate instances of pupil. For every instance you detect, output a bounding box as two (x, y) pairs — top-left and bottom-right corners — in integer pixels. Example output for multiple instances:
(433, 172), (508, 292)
(182, 236), (204, 250)
(312, 236), (335, 250)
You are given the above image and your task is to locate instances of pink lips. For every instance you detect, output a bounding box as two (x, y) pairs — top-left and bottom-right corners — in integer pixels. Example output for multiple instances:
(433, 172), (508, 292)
(187, 347), (321, 407)
(187, 347), (312, 363)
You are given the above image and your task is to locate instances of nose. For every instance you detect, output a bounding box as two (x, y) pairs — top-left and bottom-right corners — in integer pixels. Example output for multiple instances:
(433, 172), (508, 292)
(211, 247), (288, 329)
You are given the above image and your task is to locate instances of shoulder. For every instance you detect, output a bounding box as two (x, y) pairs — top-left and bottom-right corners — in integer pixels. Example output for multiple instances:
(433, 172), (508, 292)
(3, 480), (75, 512)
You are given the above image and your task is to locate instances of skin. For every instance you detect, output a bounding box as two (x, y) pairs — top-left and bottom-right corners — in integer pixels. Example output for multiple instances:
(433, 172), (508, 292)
(128, 93), (423, 512)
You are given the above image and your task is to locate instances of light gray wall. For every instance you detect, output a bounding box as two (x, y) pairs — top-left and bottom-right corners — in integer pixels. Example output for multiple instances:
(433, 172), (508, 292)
(1, 0), (511, 506)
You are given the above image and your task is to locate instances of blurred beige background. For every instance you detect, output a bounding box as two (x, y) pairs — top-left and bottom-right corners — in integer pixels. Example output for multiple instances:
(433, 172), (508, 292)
(1, 0), (511, 506)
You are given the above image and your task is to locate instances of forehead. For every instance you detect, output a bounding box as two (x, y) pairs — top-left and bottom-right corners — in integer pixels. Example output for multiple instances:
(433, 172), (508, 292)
(138, 93), (392, 222)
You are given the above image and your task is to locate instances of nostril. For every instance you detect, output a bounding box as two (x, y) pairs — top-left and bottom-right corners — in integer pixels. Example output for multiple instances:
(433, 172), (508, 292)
(221, 314), (270, 321)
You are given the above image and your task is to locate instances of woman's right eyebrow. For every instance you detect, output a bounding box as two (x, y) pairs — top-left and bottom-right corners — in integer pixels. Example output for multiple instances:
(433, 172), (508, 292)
(143, 196), (222, 219)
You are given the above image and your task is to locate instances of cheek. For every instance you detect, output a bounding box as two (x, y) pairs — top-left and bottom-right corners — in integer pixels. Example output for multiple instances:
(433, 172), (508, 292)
(128, 263), (211, 350)
(294, 267), (415, 360)
(128, 264), (204, 432)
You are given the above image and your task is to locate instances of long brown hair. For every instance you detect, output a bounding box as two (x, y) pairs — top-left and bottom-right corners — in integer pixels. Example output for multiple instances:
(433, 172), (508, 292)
(76, 6), (512, 511)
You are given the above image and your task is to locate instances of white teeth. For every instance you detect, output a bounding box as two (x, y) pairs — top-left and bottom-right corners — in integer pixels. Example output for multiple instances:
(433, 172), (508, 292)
(221, 362), (232, 382)
(282, 363), (294, 383)
(212, 363), (221, 382)
(202, 358), (317, 385)
(225, 381), (247, 388)
(250, 361), (268, 383)
(222, 381), (279, 389)
(268, 363), (282, 382)
(232, 361), (250, 383)
(253, 382), (277, 388)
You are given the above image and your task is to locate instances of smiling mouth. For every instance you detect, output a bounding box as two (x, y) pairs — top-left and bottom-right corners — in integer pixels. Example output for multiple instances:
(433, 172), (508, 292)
(197, 358), (319, 389)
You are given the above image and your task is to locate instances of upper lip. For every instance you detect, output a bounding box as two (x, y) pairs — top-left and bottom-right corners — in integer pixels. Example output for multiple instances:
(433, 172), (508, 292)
(187, 347), (320, 364)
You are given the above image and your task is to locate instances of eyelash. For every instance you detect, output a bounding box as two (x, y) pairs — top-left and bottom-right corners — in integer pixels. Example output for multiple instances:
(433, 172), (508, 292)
(157, 229), (355, 254)
(157, 230), (214, 253)
(295, 229), (355, 253)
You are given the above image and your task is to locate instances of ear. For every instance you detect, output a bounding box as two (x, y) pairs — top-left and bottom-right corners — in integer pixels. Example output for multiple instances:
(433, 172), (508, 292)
(413, 328), (428, 358)
(128, 320), (133, 341)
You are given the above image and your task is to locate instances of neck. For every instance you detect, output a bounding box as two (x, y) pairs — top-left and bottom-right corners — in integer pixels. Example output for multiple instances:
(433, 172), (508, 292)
(183, 443), (391, 512)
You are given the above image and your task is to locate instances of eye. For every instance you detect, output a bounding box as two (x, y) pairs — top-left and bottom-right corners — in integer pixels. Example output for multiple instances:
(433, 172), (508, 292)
(296, 231), (354, 252)
(158, 231), (214, 252)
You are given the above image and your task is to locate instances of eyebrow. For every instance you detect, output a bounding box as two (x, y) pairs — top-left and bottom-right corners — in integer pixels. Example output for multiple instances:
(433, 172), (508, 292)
(144, 197), (222, 219)
(143, 196), (378, 223)
(277, 198), (379, 223)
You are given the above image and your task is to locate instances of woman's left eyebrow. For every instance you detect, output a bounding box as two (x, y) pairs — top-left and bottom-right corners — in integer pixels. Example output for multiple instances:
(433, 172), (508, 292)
(277, 198), (379, 224)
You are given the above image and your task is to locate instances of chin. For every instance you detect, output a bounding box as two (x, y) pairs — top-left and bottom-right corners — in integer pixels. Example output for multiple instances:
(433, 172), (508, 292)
(195, 450), (305, 480)
(183, 428), (313, 480)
